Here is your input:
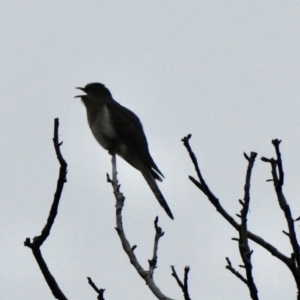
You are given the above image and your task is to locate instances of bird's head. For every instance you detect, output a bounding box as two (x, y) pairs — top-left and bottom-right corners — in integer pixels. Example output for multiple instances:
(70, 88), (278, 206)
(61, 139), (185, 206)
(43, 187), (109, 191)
(75, 82), (111, 100)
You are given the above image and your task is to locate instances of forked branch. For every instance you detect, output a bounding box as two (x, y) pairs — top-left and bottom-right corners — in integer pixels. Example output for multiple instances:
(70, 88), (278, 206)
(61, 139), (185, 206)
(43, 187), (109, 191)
(182, 135), (300, 296)
(87, 277), (106, 300)
(107, 155), (175, 300)
(238, 152), (258, 299)
(171, 266), (191, 300)
(261, 139), (300, 290)
(24, 118), (68, 300)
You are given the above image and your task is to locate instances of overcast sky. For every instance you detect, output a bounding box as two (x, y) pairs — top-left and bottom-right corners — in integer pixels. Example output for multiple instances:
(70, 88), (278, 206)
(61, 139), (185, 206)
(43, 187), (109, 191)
(1, 2), (300, 299)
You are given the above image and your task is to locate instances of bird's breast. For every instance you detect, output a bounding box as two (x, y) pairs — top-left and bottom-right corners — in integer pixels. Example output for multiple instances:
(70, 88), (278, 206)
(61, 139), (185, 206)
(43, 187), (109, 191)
(90, 105), (117, 150)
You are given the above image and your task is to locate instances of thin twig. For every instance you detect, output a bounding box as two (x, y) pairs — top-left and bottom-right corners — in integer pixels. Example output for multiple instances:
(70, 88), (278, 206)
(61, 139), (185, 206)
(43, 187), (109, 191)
(225, 257), (248, 284)
(24, 118), (68, 300)
(182, 135), (299, 287)
(171, 266), (192, 300)
(238, 152), (258, 300)
(261, 139), (300, 291)
(149, 217), (165, 277)
(87, 277), (105, 300)
(108, 155), (174, 300)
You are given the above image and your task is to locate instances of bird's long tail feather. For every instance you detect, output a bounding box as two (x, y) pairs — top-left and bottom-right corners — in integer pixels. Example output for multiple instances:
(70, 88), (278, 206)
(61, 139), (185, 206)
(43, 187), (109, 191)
(141, 168), (174, 220)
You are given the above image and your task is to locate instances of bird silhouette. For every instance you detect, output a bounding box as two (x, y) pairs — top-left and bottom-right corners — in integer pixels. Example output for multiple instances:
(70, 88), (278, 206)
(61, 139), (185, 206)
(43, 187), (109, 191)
(76, 82), (174, 219)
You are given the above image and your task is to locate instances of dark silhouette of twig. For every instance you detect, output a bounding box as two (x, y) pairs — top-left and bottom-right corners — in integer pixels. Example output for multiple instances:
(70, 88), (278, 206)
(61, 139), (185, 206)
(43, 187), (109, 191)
(238, 152), (258, 300)
(171, 266), (191, 300)
(24, 118), (68, 300)
(107, 155), (175, 300)
(182, 134), (300, 286)
(225, 257), (247, 284)
(87, 277), (105, 300)
(261, 139), (300, 293)
(149, 217), (165, 277)
(226, 152), (259, 299)
(182, 134), (300, 300)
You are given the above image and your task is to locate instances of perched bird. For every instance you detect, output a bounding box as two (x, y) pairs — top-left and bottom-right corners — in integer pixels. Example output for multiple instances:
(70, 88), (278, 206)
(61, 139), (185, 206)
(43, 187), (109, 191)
(75, 82), (174, 219)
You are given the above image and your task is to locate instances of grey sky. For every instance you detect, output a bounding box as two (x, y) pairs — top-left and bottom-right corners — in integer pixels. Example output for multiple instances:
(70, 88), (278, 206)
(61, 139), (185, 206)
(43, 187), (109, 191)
(1, 2), (300, 299)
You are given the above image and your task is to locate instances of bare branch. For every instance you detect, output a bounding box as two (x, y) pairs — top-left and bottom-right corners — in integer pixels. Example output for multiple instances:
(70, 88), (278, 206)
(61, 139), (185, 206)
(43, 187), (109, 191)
(24, 118), (68, 300)
(108, 155), (175, 300)
(182, 135), (214, 197)
(182, 135), (299, 287)
(171, 266), (192, 300)
(272, 139), (284, 186)
(261, 139), (300, 290)
(238, 152), (258, 300)
(87, 277), (105, 300)
(225, 257), (248, 285)
(149, 217), (165, 277)
(225, 153), (258, 299)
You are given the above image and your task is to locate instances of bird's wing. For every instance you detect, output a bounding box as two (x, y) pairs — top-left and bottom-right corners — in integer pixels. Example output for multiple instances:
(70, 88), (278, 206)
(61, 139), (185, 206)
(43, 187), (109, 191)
(106, 99), (164, 179)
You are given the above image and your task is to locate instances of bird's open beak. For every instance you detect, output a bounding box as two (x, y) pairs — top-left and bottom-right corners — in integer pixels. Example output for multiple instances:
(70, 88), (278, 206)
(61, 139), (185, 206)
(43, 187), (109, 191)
(74, 87), (86, 98)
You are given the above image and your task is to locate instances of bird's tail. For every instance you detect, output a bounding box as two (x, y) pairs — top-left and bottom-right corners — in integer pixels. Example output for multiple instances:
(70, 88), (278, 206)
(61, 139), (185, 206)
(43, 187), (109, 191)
(140, 167), (174, 220)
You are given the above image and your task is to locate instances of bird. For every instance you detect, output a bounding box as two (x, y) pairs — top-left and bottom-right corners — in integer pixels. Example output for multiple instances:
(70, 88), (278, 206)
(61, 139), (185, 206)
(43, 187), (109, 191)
(75, 82), (174, 219)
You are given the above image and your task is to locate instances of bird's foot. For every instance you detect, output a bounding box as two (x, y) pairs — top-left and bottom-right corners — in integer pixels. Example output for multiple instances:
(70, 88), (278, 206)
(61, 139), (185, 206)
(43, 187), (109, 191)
(108, 148), (117, 156)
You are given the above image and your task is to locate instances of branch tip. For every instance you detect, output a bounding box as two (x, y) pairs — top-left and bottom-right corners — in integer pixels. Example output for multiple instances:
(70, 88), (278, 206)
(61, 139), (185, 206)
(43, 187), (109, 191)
(181, 134), (192, 143)
(239, 199), (245, 206)
(243, 152), (250, 161)
(272, 139), (281, 146)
